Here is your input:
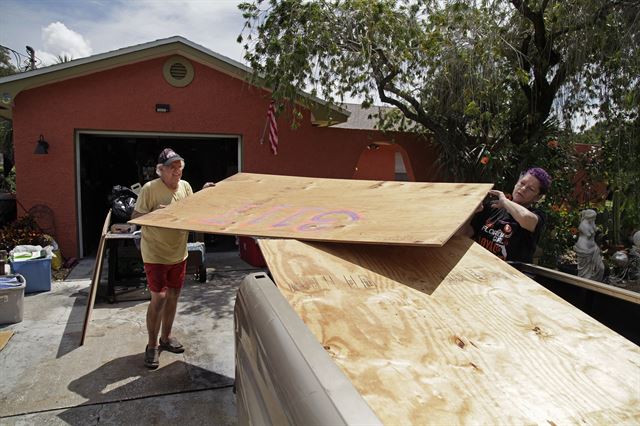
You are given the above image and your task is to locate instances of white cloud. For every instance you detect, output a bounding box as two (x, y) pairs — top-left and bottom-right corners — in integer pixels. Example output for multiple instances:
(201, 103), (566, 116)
(31, 22), (93, 66)
(42, 22), (92, 59)
(2, 0), (247, 68)
(86, 0), (245, 61)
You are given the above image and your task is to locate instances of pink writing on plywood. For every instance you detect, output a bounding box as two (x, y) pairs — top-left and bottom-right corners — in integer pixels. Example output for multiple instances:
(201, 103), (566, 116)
(195, 203), (362, 232)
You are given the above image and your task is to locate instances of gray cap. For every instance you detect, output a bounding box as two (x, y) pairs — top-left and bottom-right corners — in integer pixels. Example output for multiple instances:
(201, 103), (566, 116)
(158, 148), (184, 166)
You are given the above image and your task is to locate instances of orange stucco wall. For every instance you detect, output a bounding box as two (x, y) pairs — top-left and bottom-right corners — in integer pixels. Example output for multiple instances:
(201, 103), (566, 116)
(11, 56), (438, 257)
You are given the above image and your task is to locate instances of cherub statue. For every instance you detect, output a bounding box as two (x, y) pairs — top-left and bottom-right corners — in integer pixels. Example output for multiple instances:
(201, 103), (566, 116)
(573, 209), (604, 281)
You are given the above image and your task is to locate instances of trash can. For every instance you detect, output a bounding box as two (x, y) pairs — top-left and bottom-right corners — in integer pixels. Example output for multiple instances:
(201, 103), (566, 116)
(10, 257), (52, 293)
(0, 274), (26, 324)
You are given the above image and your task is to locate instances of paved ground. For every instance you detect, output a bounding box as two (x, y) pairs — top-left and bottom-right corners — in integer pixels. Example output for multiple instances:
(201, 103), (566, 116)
(0, 251), (265, 425)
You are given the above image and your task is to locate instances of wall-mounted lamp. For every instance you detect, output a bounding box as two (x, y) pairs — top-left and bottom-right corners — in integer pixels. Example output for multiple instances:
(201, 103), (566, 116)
(34, 135), (49, 155)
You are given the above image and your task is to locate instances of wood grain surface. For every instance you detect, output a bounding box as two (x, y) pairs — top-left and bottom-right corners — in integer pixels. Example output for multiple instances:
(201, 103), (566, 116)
(259, 237), (640, 425)
(80, 210), (110, 346)
(129, 173), (492, 246)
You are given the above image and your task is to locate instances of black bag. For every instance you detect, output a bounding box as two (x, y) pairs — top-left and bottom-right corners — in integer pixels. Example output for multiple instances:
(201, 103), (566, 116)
(108, 185), (138, 223)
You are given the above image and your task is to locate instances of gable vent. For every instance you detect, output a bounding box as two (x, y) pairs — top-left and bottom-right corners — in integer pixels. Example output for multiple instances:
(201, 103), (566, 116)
(170, 62), (188, 79)
(163, 56), (194, 87)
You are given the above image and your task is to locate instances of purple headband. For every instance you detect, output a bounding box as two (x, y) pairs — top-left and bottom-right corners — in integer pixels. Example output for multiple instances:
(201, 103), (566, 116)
(525, 167), (552, 194)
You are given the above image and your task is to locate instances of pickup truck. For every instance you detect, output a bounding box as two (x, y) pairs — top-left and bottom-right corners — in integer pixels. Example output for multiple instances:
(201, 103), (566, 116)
(234, 242), (640, 425)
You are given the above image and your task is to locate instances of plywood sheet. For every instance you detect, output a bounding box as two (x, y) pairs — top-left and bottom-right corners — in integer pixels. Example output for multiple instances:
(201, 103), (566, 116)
(80, 210), (110, 346)
(259, 237), (640, 425)
(0, 330), (13, 351)
(129, 173), (492, 246)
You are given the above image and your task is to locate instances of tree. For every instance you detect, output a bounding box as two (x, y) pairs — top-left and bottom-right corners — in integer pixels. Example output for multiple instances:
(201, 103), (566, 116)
(0, 47), (18, 190)
(0, 47), (18, 77)
(239, 0), (639, 183)
(55, 54), (73, 64)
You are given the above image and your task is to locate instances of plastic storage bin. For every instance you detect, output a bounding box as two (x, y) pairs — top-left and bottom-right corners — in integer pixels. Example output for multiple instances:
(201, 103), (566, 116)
(0, 274), (25, 324)
(10, 257), (52, 293)
(239, 236), (267, 267)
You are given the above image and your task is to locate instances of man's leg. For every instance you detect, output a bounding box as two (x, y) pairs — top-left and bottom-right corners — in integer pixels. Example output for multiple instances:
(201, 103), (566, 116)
(147, 290), (167, 348)
(160, 287), (181, 341)
(158, 260), (187, 352)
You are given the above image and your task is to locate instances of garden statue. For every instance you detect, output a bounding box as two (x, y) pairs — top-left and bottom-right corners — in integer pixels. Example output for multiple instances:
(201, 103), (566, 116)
(630, 231), (640, 280)
(574, 209), (605, 281)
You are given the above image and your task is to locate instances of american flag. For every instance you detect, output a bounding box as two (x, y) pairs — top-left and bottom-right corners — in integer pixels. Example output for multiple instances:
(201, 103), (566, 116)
(266, 100), (278, 155)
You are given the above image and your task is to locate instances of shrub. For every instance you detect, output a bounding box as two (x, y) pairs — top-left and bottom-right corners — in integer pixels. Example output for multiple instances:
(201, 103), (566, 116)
(0, 215), (48, 252)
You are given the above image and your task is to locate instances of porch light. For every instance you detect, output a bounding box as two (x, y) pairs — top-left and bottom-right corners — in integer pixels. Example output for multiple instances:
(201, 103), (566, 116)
(34, 135), (49, 155)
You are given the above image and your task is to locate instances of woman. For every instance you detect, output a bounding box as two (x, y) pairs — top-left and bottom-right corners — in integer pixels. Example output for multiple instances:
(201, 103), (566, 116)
(462, 167), (551, 263)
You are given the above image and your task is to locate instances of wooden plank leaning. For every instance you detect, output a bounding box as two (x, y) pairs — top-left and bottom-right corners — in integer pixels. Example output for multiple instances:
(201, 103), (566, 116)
(80, 210), (111, 346)
(259, 237), (640, 425)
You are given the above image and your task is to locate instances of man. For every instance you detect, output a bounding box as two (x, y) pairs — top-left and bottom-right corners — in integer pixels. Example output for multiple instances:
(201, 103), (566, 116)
(132, 148), (210, 369)
(461, 167), (551, 263)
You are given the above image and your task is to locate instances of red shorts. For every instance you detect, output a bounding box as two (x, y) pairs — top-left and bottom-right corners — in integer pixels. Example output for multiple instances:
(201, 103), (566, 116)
(144, 260), (187, 293)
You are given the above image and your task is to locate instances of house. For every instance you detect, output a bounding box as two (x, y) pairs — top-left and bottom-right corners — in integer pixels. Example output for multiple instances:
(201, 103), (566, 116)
(0, 36), (439, 259)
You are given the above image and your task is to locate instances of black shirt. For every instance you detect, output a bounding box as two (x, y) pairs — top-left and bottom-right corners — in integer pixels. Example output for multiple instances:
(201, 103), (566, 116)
(471, 204), (546, 263)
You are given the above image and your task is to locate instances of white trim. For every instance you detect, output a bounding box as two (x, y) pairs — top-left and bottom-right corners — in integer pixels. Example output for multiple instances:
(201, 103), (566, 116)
(75, 132), (83, 257)
(75, 129), (241, 257)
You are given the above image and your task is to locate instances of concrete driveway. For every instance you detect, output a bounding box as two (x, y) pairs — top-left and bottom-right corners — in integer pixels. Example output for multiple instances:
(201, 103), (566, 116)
(0, 252), (263, 425)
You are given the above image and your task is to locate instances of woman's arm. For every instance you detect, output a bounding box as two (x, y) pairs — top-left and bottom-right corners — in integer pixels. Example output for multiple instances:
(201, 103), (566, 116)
(489, 190), (539, 232)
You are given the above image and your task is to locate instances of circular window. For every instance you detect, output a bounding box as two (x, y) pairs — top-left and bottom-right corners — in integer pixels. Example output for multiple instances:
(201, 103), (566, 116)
(163, 56), (194, 87)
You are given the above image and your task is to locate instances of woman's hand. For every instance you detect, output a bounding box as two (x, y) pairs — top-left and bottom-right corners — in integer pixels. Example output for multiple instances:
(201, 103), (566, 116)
(489, 189), (539, 232)
(202, 182), (216, 190)
(489, 190), (509, 209)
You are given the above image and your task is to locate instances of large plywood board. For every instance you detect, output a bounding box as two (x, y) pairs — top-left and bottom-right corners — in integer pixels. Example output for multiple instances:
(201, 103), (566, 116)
(129, 173), (492, 246)
(80, 210), (110, 346)
(259, 237), (640, 425)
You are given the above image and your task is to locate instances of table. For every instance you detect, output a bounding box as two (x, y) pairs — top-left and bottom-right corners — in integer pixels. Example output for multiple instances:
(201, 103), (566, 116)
(103, 232), (147, 303)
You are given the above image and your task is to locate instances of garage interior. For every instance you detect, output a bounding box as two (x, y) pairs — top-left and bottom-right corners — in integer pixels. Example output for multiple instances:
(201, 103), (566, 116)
(78, 132), (240, 256)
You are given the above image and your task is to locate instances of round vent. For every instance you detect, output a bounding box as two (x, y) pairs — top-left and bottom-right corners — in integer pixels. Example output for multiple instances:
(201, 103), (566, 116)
(163, 56), (194, 87)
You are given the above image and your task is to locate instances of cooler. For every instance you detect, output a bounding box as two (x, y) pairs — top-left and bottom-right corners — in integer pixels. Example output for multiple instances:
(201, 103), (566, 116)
(0, 274), (26, 324)
(239, 236), (267, 267)
(10, 257), (52, 293)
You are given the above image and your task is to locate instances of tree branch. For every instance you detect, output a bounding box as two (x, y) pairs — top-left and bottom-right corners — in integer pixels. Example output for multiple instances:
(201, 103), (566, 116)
(552, 0), (625, 39)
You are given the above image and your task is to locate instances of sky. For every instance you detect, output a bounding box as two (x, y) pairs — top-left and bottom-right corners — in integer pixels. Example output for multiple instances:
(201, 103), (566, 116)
(1, 0), (248, 69)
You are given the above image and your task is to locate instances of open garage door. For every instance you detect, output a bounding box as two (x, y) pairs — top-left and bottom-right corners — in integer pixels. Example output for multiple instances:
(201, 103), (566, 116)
(77, 131), (240, 256)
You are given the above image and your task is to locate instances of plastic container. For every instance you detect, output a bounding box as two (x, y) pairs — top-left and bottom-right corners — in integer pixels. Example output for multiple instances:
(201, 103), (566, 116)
(239, 236), (267, 267)
(0, 274), (25, 324)
(10, 257), (52, 293)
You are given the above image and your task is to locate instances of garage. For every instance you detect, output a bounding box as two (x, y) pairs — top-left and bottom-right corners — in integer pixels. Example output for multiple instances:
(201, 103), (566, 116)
(0, 36), (438, 259)
(77, 131), (240, 256)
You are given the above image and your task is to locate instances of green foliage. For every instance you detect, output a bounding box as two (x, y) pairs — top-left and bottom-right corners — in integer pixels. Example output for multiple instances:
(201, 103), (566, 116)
(239, 0), (639, 269)
(0, 216), (48, 252)
(0, 47), (19, 77)
(1, 48), (18, 182)
(0, 166), (16, 193)
(239, 0), (639, 181)
(0, 118), (14, 189)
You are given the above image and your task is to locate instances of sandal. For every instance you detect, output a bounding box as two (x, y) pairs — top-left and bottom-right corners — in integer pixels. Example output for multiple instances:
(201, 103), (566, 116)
(159, 337), (185, 353)
(144, 345), (159, 369)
